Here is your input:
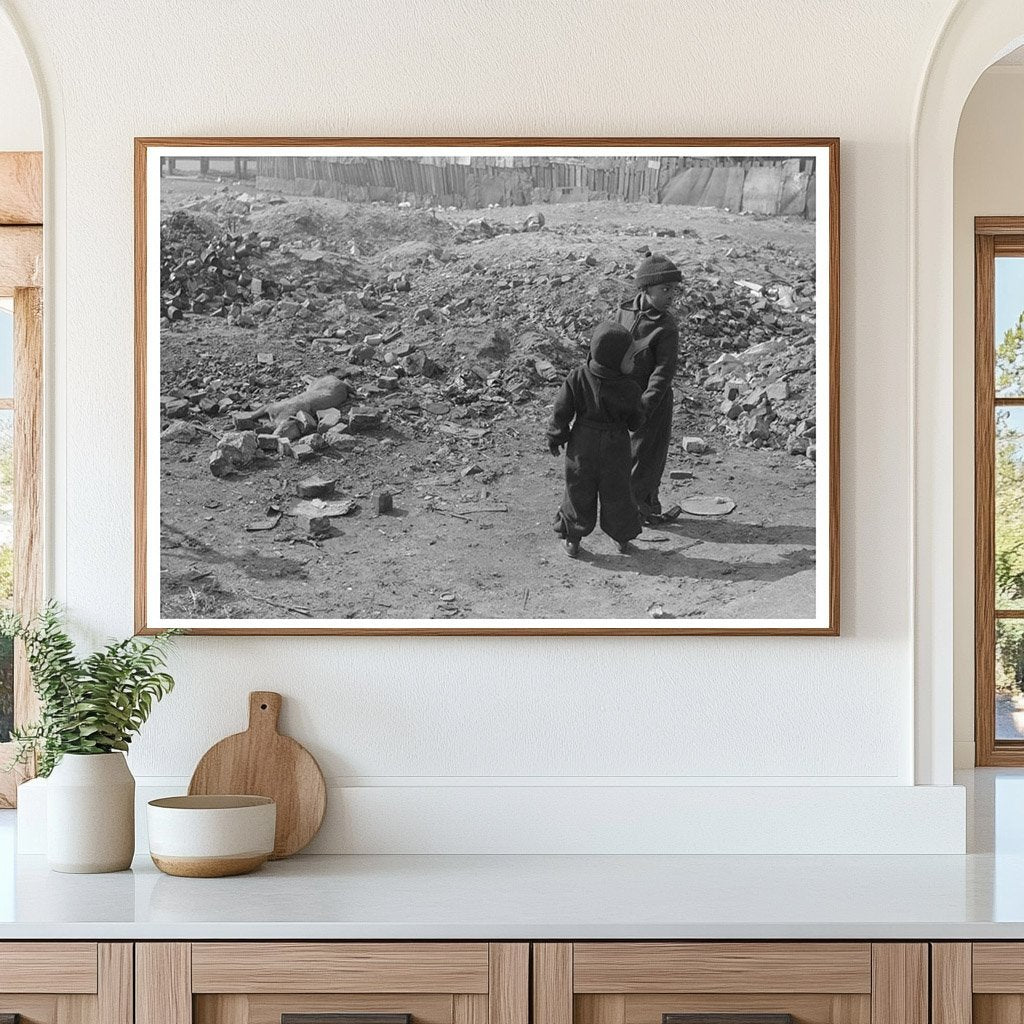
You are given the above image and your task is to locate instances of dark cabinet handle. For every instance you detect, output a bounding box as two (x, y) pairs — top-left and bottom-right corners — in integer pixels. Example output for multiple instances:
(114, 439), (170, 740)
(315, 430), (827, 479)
(283, 1016), (411, 1024)
(664, 1016), (794, 1024)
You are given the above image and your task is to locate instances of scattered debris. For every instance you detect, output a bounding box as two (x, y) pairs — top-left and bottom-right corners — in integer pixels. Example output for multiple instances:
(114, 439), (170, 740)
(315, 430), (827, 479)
(245, 512), (282, 532)
(287, 498), (357, 519)
(680, 495), (737, 516)
(296, 476), (337, 499)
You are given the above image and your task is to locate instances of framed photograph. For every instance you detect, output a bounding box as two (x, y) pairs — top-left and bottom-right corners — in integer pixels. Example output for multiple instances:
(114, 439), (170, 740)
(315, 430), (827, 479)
(135, 137), (839, 635)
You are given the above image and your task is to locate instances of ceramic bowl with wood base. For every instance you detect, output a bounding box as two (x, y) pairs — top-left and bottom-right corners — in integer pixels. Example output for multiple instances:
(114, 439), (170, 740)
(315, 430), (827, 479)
(147, 795), (276, 877)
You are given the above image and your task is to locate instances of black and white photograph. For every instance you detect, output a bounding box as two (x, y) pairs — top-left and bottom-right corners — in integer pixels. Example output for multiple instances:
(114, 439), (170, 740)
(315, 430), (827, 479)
(136, 141), (838, 634)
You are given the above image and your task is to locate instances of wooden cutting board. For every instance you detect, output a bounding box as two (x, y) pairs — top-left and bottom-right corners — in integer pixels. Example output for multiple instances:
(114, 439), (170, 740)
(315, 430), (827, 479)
(188, 691), (326, 859)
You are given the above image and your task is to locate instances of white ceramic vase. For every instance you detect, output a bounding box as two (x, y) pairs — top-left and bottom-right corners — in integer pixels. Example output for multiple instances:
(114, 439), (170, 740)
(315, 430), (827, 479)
(46, 752), (135, 873)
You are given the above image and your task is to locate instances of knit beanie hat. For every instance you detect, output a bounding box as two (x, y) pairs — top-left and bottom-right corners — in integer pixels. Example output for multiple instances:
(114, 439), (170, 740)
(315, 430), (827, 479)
(634, 254), (682, 288)
(590, 320), (633, 371)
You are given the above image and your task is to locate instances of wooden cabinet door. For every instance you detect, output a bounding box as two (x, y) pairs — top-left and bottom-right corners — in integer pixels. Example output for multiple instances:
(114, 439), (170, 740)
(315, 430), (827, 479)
(533, 944), (927, 1024)
(0, 943), (131, 1024)
(938, 943), (1024, 1024)
(137, 943), (528, 1024)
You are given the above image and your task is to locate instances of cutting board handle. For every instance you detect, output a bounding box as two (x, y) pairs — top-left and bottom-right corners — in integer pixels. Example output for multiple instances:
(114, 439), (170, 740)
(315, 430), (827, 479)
(248, 691), (282, 734)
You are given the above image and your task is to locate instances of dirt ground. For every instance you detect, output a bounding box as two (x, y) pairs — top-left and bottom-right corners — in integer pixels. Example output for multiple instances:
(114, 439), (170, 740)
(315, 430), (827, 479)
(157, 179), (818, 622)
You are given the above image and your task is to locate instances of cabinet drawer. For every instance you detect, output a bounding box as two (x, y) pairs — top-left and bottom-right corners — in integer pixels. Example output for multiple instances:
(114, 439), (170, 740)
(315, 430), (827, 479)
(0, 942), (98, 993)
(534, 944), (925, 1024)
(191, 944), (491, 994)
(139, 943), (528, 1024)
(571, 944), (872, 994)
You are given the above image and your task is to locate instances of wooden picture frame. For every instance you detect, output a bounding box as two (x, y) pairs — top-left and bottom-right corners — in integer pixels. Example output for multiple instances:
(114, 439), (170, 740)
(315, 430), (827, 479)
(135, 137), (840, 636)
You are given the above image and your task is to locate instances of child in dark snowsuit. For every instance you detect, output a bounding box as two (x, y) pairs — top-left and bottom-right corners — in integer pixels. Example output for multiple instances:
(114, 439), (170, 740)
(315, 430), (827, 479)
(615, 254), (683, 525)
(547, 321), (644, 558)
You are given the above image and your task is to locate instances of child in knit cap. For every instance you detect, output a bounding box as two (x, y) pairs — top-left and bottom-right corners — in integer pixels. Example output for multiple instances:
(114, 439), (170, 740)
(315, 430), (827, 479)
(616, 253), (684, 525)
(547, 320), (644, 558)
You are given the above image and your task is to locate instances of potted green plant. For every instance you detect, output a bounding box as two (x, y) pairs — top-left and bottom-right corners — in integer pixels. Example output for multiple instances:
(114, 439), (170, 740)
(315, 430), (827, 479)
(2, 603), (178, 873)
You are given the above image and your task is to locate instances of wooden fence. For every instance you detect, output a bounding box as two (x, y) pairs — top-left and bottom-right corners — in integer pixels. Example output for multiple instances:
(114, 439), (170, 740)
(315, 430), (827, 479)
(252, 156), (817, 219)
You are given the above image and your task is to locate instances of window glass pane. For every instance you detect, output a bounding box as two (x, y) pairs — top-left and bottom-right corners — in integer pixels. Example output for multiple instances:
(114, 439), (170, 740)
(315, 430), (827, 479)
(998, 620), (1024, 740)
(0, 306), (12, 399)
(996, 256), (1024, 397)
(997, 407), (1024, 610)
(0, 409), (12, 742)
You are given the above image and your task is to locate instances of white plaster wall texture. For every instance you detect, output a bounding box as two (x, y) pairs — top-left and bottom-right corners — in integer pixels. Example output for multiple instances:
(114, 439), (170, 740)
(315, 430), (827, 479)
(952, 65), (1024, 768)
(0, 9), (39, 152)
(0, 0), (958, 798)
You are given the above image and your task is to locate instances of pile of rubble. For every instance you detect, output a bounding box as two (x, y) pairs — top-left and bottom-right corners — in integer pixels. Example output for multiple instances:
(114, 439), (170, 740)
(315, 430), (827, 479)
(160, 190), (818, 459)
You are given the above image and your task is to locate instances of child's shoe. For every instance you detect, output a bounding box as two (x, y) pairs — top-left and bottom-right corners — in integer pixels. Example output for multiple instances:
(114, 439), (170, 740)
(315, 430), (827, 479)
(564, 539), (580, 559)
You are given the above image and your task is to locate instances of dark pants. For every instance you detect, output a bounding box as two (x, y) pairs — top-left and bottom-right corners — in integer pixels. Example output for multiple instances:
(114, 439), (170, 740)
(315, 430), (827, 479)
(631, 390), (672, 517)
(554, 424), (642, 544)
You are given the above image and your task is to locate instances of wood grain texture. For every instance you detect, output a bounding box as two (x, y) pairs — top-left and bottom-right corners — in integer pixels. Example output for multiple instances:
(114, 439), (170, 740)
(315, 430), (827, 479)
(976, 229), (998, 765)
(533, 945), (572, 1024)
(488, 944), (528, 1024)
(133, 135), (148, 635)
(0, 943), (97, 993)
(151, 853), (269, 877)
(662, 1015), (792, 1024)
(931, 945), (971, 1024)
(281, 1016), (410, 1024)
(245, 995), (450, 1024)
(136, 943), (192, 1024)
(14, 286), (43, 725)
(191, 943), (489, 994)
(57, 992), (95, 1024)
(974, 996), (1024, 1024)
(977, 217), (1024, 236)
(623, 995), (865, 1024)
(573, 944), (871, 994)
(971, 944), (1024, 992)
(870, 945), (927, 1024)
(195, 995), (249, 1024)
(1, 1002), (56, 1024)
(0, 226), (41, 294)
(0, 153), (42, 225)
(134, 135), (840, 637)
(188, 691), (326, 858)
(974, 226), (1024, 765)
(576, 996), (626, 1024)
(98, 945), (133, 1024)
(0, 749), (31, 808)
(453, 995), (487, 1024)
(0, 1002), (56, 1024)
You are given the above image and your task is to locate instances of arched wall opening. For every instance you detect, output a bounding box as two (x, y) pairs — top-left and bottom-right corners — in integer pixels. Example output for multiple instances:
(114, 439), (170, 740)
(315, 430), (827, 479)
(914, 1), (1024, 784)
(952, 46), (1024, 768)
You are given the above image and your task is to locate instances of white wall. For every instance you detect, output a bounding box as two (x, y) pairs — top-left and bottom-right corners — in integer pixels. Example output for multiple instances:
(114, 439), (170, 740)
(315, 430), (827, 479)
(952, 66), (1024, 767)
(0, 0), (973, 852)
(0, 8), (39, 152)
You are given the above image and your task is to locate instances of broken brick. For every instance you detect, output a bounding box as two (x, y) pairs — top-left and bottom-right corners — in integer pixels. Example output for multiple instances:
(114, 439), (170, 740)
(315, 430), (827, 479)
(296, 476), (337, 499)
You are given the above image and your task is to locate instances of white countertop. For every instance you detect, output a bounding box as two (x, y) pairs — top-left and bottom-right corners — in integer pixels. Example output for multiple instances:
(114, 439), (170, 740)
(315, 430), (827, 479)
(0, 849), (1022, 940)
(1, 769), (1022, 941)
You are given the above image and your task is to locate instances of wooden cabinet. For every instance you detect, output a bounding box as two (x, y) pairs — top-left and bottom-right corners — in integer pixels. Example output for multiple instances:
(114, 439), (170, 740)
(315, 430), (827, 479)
(136, 944), (528, 1024)
(932, 943), (1024, 1024)
(0, 943), (132, 1024)
(0, 937), (957, 1024)
(532, 944), (928, 1024)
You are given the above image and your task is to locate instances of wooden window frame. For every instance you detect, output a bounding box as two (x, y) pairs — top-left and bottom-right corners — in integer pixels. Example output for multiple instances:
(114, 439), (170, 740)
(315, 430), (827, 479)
(0, 151), (43, 806)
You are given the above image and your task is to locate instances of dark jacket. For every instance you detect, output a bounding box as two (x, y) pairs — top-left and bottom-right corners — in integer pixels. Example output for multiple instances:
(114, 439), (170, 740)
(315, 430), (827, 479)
(546, 361), (643, 447)
(616, 296), (680, 413)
